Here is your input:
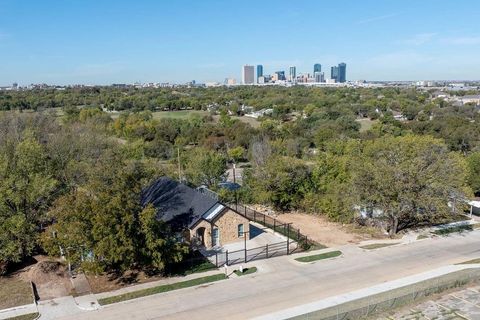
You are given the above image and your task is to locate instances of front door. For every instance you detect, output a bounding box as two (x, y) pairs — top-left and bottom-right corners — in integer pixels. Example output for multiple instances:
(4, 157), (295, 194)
(212, 228), (220, 247)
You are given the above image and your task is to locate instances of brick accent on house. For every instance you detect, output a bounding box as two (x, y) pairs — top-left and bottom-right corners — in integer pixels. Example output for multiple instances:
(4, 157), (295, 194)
(190, 208), (250, 249)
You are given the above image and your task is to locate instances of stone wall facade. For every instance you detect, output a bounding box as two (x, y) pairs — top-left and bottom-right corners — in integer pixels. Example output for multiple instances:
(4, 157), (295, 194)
(189, 208), (250, 249)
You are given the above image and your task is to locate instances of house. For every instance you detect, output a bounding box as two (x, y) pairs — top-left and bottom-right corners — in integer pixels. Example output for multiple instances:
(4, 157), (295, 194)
(141, 177), (250, 249)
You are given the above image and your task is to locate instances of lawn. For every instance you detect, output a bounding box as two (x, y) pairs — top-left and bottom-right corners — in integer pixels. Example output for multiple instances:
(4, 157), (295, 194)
(165, 251), (217, 276)
(98, 273), (227, 305)
(152, 110), (209, 120)
(0, 277), (33, 309)
(356, 118), (378, 132)
(5, 313), (39, 320)
(295, 250), (342, 263)
(234, 267), (257, 276)
(432, 224), (474, 236)
(360, 243), (399, 250)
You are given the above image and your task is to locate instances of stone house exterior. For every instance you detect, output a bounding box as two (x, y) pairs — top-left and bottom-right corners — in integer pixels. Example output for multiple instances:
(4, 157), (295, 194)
(142, 176), (250, 249)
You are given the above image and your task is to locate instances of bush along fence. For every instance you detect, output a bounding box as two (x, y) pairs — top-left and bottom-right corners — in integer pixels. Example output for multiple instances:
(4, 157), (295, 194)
(202, 203), (319, 267)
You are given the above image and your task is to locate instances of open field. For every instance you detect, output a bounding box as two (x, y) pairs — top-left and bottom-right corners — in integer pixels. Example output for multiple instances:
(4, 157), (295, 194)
(276, 212), (376, 247)
(356, 118), (378, 132)
(0, 276), (33, 309)
(152, 110), (209, 120)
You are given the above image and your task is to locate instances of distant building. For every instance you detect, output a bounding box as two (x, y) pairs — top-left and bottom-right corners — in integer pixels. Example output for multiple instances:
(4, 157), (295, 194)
(314, 72), (325, 83)
(338, 63), (347, 83)
(275, 71), (286, 81)
(289, 66), (296, 82)
(257, 76), (265, 84)
(331, 66), (339, 82)
(314, 63), (321, 74)
(242, 65), (255, 84)
(225, 78), (237, 85)
(257, 65), (263, 83)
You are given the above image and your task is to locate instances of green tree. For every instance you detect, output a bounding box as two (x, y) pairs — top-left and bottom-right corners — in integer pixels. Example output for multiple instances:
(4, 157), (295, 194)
(0, 134), (58, 273)
(467, 152), (480, 196)
(353, 136), (471, 235)
(184, 148), (227, 187)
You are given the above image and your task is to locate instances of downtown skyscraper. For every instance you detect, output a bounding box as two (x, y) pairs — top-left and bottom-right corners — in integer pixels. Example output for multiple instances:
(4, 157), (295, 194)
(257, 65), (263, 83)
(242, 65), (255, 84)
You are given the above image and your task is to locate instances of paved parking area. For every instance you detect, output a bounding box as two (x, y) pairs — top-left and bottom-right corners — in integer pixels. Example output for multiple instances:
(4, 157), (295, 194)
(385, 286), (480, 319)
(220, 223), (288, 252)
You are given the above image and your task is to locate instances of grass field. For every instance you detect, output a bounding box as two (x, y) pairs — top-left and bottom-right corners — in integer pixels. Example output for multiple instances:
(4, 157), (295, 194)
(356, 118), (378, 132)
(98, 273), (227, 305)
(152, 110), (209, 120)
(360, 243), (399, 250)
(295, 250), (342, 263)
(234, 267), (257, 276)
(432, 224), (475, 236)
(5, 313), (39, 320)
(0, 277), (33, 309)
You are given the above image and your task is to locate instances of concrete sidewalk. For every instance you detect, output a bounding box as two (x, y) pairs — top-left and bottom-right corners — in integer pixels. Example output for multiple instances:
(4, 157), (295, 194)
(94, 268), (225, 300)
(254, 264), (480, 320)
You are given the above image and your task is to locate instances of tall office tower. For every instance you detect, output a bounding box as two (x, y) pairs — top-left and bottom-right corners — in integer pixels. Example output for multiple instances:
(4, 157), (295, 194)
(338, 62), (347, 83)
(314, 72), (325, 83)
(275, 71), (286, 81)
(314, 63), (321, 74)
(256, 65), (263, 83)
(289, 66), (297, 82)
(242, 65), (255, 84)
(331, 66), (339, 82)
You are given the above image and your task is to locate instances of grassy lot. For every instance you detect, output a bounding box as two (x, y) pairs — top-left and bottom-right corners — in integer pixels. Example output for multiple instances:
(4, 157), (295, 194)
(432, 224), (475, 236)
(98, 273), (227, 305)
(165, 251), (217, 276)
(152, 110), (209, 120)
(0, 277), (33, 309)
(5, 313), (39, 320)
(356, 118), (378, 132)
(295, 251), (342, 263)
(360, 243), (399, 250)
(456, 258), (480, 265)
(234, 267), (257, 276)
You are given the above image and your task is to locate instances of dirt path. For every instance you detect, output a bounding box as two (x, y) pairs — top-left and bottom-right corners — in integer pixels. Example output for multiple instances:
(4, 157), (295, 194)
(276, 213), (370, 247)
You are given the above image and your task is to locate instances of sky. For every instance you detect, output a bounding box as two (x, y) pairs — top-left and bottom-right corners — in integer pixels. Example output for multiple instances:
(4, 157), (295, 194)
(1, 0), (480, 85)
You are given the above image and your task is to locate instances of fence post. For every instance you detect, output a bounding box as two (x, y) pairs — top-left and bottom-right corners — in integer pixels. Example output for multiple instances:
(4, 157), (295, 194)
(273, 219), (276, 232)
(226, 250), (229, 266)
(287, 224), (290, 254)
(254, 211), (256, 222)
(266, 244), (269, 259)
(244, 205), (247, 216)
(297, 229), (300, 241)
(263, 214), (266, 226)
(215, 252), (218, 267)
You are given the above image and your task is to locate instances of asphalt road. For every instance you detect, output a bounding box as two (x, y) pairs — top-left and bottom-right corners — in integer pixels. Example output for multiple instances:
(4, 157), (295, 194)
(56, 231), (480, 320)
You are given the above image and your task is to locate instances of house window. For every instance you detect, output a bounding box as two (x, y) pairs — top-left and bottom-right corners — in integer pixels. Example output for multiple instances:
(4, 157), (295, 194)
(238, 224), (244, 237)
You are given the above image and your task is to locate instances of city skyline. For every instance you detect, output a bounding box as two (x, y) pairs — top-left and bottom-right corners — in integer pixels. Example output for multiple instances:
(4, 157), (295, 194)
(1, 0), (480, 85)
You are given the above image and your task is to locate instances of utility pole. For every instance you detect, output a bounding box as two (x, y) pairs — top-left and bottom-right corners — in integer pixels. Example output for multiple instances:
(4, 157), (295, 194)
(177, 147), (181, 181)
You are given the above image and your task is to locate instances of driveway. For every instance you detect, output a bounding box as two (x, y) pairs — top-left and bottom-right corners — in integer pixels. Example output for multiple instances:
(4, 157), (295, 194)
(54, 230), (480, 320)
(201, 222), (291, 265)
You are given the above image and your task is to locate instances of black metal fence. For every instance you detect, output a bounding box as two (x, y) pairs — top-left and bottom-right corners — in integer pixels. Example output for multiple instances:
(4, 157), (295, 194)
(211, 240), (295, 267)
(227, 203), (314, 249)
(199, 203), (317, 267)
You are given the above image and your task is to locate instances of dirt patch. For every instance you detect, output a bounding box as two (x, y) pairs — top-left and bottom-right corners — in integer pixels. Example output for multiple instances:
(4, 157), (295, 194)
(86, 270), (166, 294)
(276, 212), (383, 247)
(0, 276), (33, 309)
(19, 256), (73, 300)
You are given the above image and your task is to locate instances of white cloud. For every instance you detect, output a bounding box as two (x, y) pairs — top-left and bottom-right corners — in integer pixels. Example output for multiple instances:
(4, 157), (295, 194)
(441, 36), (480, 45)
(357, 13), (398, 25)
(396, 33), (437, 46)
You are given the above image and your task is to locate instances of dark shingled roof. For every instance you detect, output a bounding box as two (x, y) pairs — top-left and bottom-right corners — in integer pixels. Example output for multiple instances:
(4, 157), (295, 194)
(141, 177), (218, 231)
